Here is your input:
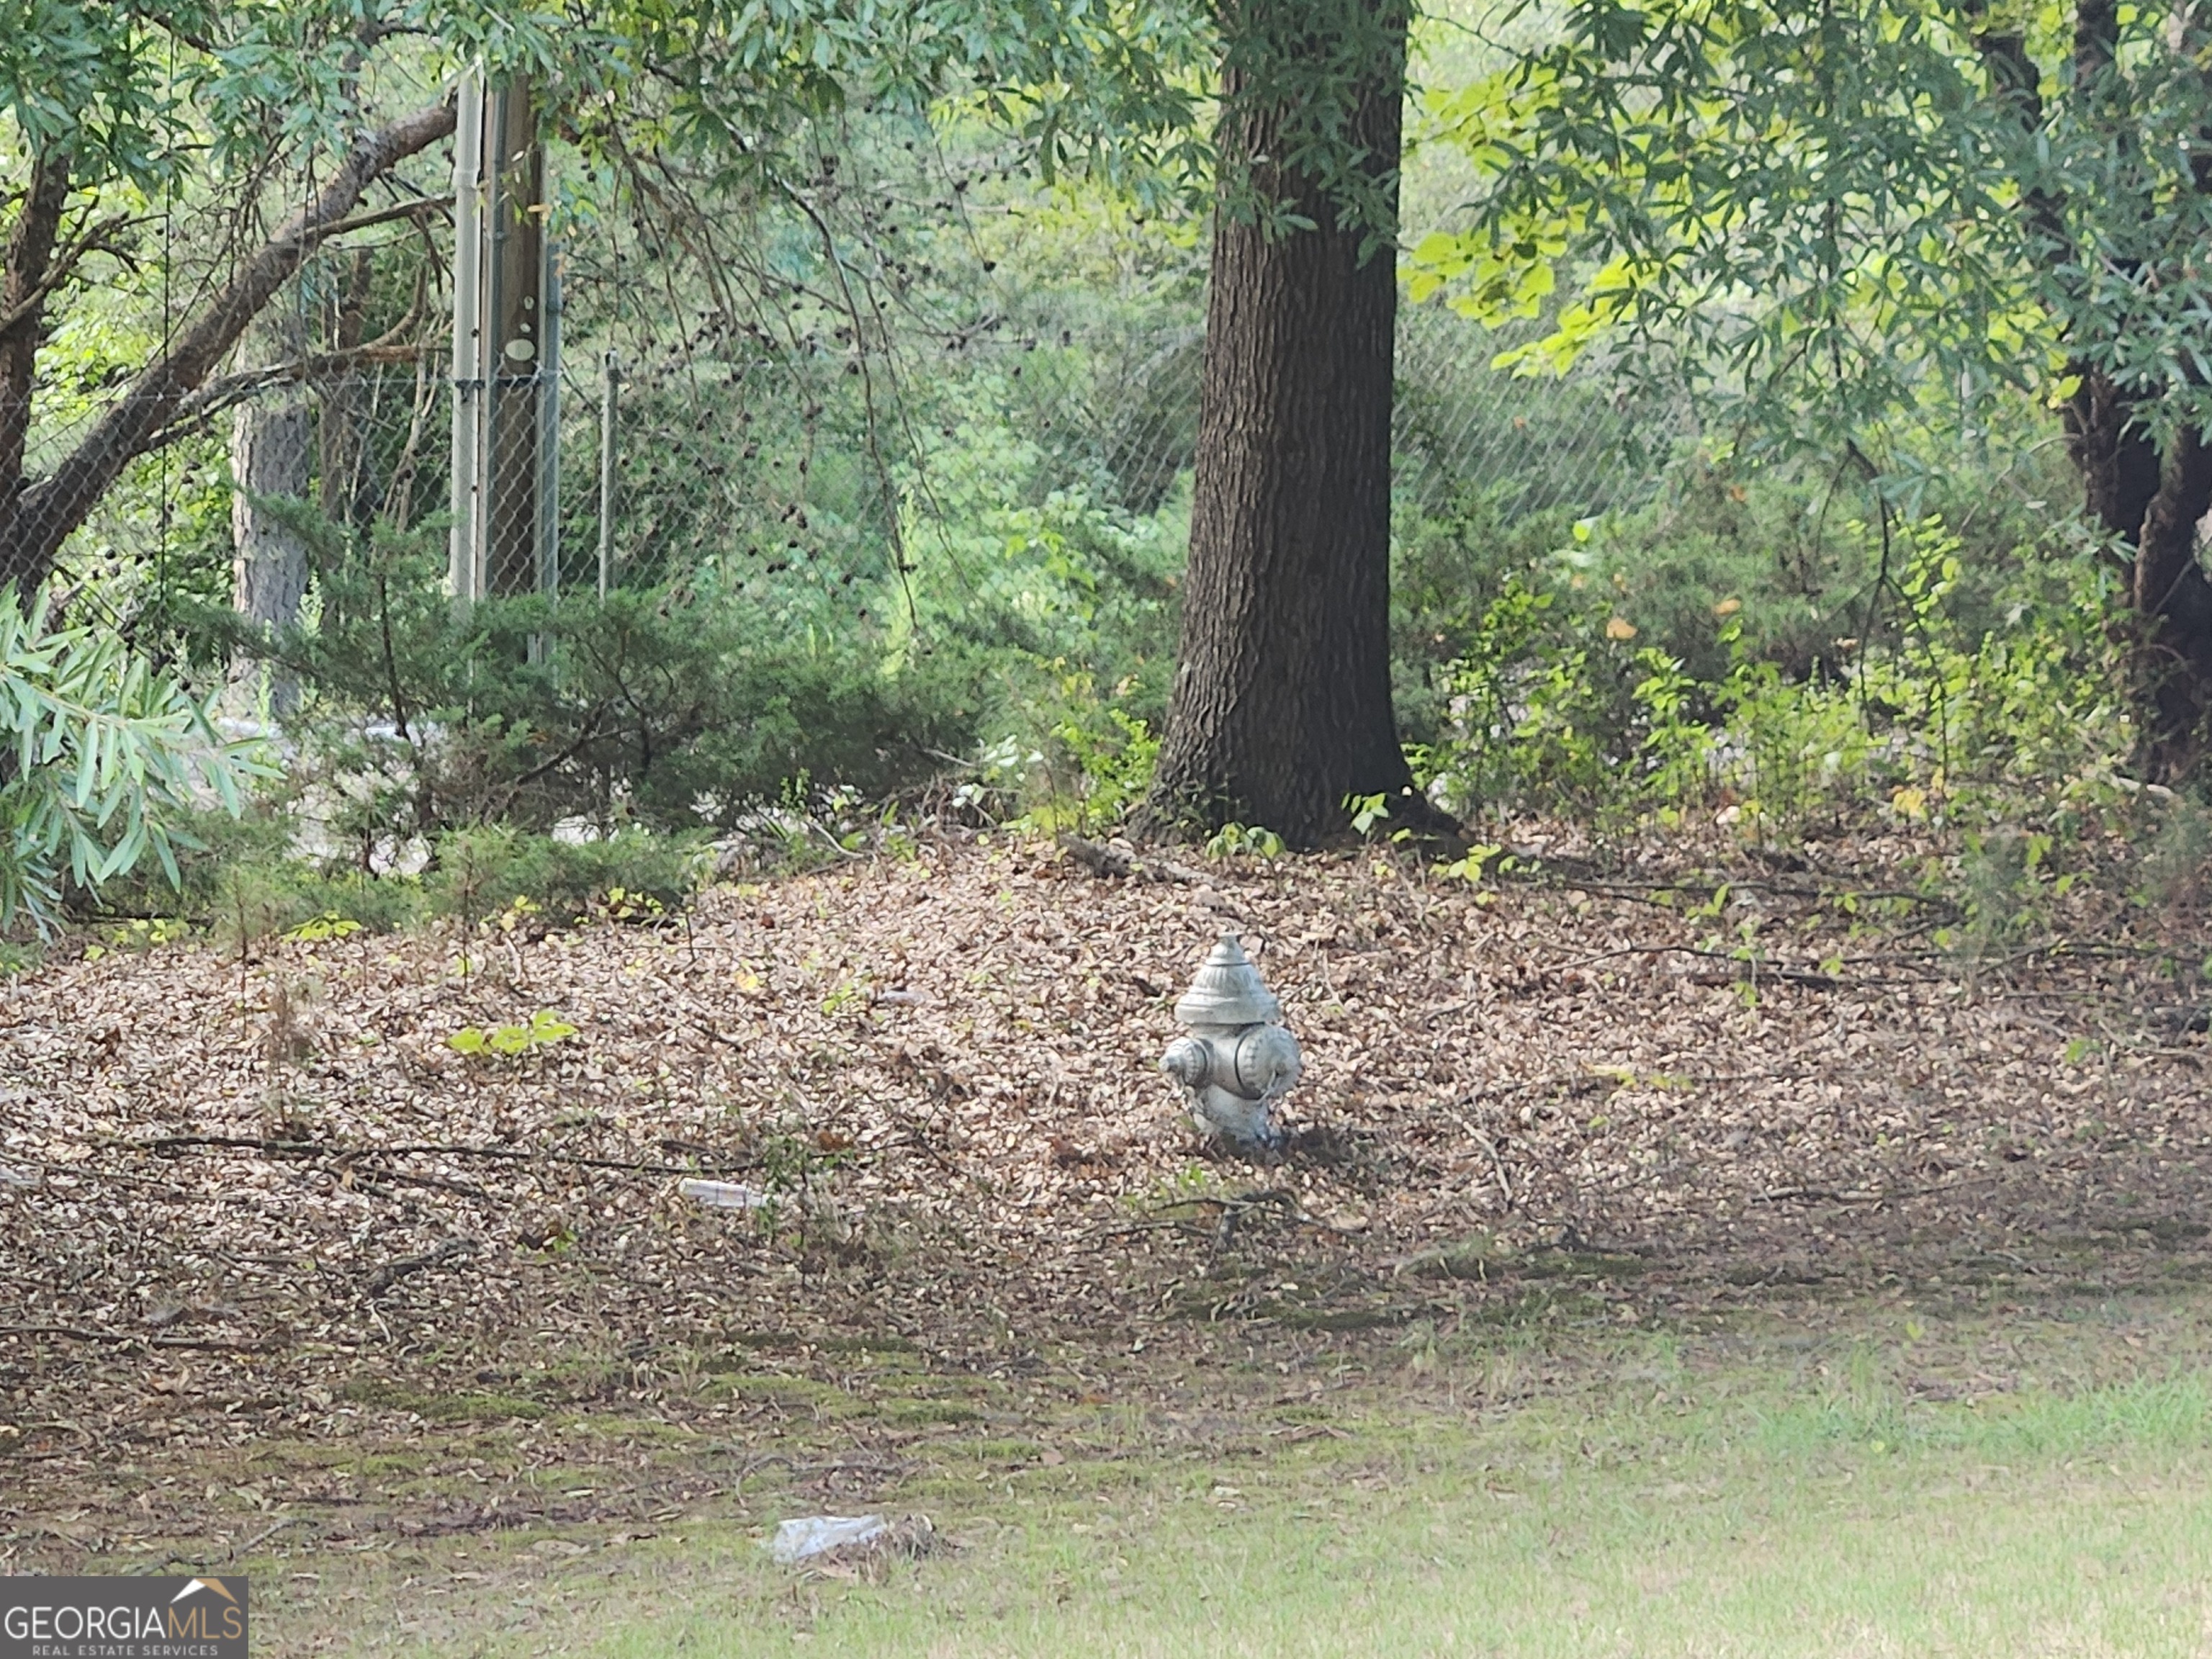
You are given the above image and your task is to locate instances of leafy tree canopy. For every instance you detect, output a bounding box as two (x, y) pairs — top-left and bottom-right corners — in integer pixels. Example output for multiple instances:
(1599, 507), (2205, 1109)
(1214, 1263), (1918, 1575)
(1410, 0), (2212, 472)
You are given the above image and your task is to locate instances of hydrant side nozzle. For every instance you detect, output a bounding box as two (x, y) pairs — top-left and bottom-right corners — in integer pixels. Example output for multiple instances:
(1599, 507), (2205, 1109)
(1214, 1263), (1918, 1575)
(1161, 1037), (1211, 1089)
(1231, 1023), (1301, 1100)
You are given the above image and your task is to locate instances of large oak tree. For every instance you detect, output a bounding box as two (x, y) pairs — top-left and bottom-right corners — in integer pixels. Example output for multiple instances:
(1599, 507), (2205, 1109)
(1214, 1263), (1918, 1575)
(1143, 0), (1444, 846)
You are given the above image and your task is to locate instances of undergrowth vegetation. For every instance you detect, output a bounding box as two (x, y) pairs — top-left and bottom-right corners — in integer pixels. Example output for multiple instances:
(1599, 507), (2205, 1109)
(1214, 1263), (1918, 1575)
(1407, 489), (2128, 839)
(4, 406), (2178, 953)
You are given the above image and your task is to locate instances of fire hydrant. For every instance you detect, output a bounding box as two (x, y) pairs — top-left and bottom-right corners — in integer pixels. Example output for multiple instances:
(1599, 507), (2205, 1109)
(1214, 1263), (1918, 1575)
(1160, 935), (1302, 1151)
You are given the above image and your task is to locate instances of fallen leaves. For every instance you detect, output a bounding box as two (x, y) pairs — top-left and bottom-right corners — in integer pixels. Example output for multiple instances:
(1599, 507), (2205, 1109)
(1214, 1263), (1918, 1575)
(0, 824), (2208, 1532)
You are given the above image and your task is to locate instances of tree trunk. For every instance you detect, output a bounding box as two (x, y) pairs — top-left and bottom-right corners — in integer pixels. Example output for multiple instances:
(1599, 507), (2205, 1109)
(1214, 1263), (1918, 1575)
(1142, 0), (1438, 846)
(229, 397), (312, 712)
(2049, 0), (2212, 778)
(2056, 364), (2212, 778)
(0, 152), (72, 562)
(1977, 0), (2212, 780)
(319, 246), (374, 529)
(2119, 422), (2212, 778)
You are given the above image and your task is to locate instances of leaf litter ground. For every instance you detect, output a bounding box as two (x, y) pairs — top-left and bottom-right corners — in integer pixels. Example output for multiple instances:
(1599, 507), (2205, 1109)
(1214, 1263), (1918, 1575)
(4, 827), (2212, 1594)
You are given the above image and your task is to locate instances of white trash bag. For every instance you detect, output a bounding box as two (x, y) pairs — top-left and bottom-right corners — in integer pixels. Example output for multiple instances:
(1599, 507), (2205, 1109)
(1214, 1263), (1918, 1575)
(768, 1514), (888, 1564)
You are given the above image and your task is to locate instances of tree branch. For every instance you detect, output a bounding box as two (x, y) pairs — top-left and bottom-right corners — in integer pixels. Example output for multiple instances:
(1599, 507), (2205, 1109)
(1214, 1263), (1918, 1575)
(0, 210), (142, 338)
(144, 338), (435, 451)
(0, 102), (457, 593)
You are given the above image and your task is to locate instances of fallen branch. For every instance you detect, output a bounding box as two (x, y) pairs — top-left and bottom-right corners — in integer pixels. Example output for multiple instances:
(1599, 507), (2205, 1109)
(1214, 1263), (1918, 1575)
(1454, 1117), (1514, 1208)
(1058, 834), (1133, 878)
(1107, 1187), (1352, 1243)
(363, 1236), (476, 1295)
(1756, 1185), (1887, 1205)
(1551, 940), (1894, 989)
(0, 1323), (271, 1351)
(129, 1133), (752, 1178)
(1056, 834), (1209, 886)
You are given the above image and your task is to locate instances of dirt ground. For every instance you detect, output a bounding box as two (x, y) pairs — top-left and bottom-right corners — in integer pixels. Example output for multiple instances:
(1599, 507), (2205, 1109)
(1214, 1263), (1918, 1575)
(5, 826), (2212, 1575)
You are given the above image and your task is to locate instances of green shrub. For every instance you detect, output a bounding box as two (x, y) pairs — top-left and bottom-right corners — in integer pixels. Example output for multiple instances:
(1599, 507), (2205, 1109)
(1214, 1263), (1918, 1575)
(207, 860), (428, 950)
(0, 595), (266, 933)
(204, 521), (981, 845)
(426, 826), (709, 926)
(1421, 508), (2128, 834)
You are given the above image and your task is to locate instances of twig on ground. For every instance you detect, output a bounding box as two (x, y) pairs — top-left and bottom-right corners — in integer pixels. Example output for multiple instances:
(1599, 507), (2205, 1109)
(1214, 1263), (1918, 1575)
(0, 1323), (270, 1350)
(1056, 834), (1209, 886)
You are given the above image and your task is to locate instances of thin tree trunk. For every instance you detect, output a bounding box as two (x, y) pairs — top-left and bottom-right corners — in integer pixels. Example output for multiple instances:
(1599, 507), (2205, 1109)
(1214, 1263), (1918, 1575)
(2123, 427), (2212, 775)
(230, 397), (312, 712)
(0, 153), (72, 554)
(1142, 0), (1440, 846)
(2062, 371), (2162, 548)
(0, 101), (454, 596)
(320, 247), (374, 529)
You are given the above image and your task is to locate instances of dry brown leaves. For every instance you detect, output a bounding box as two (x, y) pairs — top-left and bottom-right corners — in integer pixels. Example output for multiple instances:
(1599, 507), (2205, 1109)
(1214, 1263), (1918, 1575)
(3, 825), (2210, 1533)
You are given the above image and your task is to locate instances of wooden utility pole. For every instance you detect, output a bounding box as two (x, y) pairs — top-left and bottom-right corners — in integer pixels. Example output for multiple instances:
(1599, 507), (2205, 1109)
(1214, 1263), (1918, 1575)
(449, 68), (554, 605)
(483, 76), (546, 597)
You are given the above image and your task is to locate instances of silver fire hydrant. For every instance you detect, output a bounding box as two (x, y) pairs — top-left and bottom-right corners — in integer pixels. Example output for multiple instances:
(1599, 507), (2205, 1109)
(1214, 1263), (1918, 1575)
(1161, 935), (1302, 1151)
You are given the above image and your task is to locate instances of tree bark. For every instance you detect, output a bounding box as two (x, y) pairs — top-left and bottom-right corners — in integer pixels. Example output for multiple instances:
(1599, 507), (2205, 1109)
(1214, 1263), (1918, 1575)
(2122, 427), (2212, 775)
(1142, 0), (1439, 846)
(0, 101), (455, 597)
(0, 153), (73, 549)
(229, 397), (312, 712)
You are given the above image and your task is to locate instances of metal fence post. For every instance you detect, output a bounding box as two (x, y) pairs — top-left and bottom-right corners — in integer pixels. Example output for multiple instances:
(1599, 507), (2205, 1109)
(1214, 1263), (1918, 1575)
(598, 349), (619, 601)
(447, 65), (485, 606)
(536, 241), (561, 597)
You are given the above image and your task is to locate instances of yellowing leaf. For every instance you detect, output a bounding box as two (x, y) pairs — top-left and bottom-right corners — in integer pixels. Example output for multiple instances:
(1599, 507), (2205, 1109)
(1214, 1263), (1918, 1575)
(1605, 616), (1639, 640)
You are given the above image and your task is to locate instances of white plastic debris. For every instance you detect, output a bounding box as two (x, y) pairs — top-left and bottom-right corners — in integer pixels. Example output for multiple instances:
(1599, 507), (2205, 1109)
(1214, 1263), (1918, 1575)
(768, 1514), (886, 1564)
(678, 1178), (768, 1210)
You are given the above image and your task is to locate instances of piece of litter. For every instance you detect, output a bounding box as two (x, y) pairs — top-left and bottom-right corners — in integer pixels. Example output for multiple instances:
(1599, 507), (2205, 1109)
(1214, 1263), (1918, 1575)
(769, 1515), (886, 1564)
(679, 1179), (768, 1211)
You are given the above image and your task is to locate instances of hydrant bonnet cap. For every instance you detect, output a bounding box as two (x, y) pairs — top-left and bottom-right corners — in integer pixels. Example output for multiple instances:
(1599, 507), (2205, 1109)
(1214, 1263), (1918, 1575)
(1173, 935), (1282, 1026)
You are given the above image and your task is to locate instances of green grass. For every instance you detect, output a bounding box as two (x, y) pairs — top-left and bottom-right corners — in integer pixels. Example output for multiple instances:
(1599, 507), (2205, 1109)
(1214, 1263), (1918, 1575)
(275, 1315), (2212, 1657)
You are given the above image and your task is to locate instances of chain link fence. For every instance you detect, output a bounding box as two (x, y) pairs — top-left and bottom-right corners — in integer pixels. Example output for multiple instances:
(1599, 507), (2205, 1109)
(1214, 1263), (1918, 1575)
(24, 180), (1680, 643)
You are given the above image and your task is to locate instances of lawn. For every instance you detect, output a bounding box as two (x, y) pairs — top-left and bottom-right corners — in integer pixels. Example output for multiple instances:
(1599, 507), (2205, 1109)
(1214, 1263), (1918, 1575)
(270, 1290), (2212, 1657)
